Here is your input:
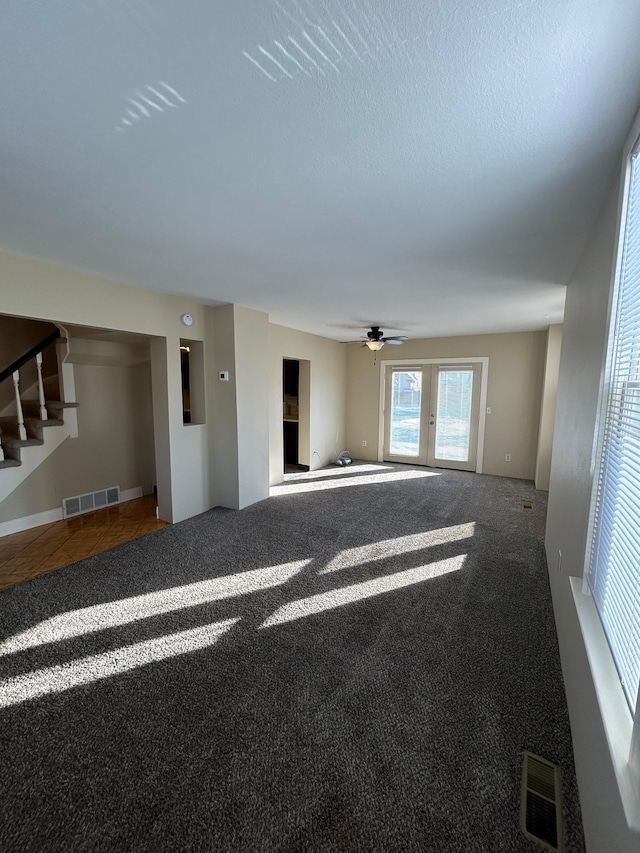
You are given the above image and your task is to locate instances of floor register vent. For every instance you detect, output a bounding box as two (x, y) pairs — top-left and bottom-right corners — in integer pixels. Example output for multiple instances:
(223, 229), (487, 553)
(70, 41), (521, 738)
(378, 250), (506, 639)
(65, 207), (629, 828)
(520, 751), (564, 852)
(63, 486), (121, 519)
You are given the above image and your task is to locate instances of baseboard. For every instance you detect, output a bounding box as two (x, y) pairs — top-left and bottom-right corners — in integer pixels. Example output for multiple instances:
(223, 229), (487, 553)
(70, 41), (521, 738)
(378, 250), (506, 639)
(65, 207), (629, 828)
(0, 507), (63, 538)
(120, 486), (143, 503)
(0, 485), (144, 538)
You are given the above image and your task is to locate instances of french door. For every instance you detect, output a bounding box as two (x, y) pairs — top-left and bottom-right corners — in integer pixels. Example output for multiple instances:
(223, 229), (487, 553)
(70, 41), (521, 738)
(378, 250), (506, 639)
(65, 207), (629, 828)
(383, 364), (482, 471)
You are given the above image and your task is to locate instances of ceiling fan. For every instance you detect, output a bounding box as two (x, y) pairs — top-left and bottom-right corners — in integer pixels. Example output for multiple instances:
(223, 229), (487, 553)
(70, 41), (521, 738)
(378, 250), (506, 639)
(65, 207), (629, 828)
(342, 326), (409, 352)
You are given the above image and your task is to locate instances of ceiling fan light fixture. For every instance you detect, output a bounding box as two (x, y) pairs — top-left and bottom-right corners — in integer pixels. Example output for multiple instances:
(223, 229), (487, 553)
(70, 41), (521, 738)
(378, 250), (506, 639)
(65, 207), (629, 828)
(366, 340), (385, 351)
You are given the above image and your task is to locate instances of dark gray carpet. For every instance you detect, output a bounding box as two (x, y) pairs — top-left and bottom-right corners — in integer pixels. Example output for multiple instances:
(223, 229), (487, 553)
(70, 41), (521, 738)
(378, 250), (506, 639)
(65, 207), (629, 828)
(0, 462), (584, 852)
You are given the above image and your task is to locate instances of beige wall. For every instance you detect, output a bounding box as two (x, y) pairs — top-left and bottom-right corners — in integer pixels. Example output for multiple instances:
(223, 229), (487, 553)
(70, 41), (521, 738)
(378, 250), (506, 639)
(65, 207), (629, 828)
(208, 305), (239, 509)
(534, 324), (563, 490)
(346, 331), (546, 480)
(268, 324), (347, 485)
(206, 305), (270, 510)
(0, 359), (156, 522)
(235, 306), (270, 508)
(545, 179), (640, 852)
(0, 250), (340, 519)
(0, 249), (210, 523)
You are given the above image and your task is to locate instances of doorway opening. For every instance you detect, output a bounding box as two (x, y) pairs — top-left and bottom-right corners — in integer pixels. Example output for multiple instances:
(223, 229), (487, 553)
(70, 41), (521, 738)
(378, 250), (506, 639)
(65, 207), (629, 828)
(283, 358), (310, 473)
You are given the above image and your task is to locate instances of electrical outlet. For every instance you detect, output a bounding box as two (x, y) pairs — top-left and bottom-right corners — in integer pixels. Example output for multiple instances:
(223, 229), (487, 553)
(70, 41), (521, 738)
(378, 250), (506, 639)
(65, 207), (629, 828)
(558, 549), (562, 572)
(505, 453), (511, 462)
(362, 440), (367, 447)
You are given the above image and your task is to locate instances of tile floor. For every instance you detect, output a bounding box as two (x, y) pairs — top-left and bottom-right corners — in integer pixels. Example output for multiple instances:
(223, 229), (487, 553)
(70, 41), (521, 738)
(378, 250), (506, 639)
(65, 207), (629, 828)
(0, 495), (168, 591)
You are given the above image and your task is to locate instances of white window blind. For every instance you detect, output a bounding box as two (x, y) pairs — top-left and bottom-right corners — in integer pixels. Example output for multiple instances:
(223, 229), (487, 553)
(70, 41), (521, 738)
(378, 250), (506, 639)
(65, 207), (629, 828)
(589, 137), (640, 714)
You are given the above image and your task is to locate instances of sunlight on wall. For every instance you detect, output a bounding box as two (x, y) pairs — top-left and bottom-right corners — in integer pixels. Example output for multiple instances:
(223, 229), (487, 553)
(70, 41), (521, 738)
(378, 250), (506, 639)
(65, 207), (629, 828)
(0, 561), (309, 656)
(320, 523), (476, 573)
(260, 556), (466, 628)
(0, 619), (239, 709)
(270, 468), (440, 496)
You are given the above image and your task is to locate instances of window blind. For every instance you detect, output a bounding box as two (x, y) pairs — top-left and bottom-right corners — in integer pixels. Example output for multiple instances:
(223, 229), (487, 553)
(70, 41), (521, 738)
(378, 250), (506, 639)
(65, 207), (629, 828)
(589, 139), (640, 714)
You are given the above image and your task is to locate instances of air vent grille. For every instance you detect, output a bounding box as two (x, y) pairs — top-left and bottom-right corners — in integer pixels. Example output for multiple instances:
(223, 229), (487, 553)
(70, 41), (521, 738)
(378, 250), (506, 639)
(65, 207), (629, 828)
(520, 751), (564, 852)
(63, 486), (120, 519)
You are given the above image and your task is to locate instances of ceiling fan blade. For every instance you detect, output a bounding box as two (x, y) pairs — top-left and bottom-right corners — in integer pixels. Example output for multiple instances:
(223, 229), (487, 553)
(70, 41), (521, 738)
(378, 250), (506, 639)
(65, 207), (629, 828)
(383, 337), (407, 344)
(340, 339), (367, 344)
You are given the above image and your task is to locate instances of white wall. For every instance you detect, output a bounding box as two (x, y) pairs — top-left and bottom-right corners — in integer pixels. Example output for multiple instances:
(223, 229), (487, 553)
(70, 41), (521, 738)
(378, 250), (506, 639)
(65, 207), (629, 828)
(268, 324), (347, 485)
(546, 179), (640, 851)
(346, 332), (546, 480)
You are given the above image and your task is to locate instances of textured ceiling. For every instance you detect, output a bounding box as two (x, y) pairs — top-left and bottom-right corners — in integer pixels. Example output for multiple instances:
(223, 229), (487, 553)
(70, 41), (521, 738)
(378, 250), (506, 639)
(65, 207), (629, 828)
(2, 0), (640, 341)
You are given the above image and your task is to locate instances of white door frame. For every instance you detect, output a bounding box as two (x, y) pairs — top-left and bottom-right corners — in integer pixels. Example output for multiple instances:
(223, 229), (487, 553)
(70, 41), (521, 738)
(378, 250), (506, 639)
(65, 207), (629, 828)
(377, 357), (489, 473)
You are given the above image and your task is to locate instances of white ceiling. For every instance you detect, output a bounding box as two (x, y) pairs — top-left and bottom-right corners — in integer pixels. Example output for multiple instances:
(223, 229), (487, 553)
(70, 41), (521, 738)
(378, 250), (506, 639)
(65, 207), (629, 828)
(2, 1), (640, 341)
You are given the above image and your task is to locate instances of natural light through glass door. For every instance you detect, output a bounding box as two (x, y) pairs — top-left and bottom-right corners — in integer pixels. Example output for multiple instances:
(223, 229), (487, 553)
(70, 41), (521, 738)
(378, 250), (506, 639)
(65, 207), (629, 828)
(434, 368), (473, 462)
(389, 370), (422, 456)
(384, 362), (481, 471)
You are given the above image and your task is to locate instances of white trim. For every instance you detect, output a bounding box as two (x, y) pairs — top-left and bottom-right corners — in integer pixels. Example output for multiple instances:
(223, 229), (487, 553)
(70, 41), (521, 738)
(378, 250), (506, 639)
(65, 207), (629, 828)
(121, 486), (143, 503)
(0, 507), (63, 537)
(571, 577), (640, 828)
(377, 357), (489, 473)
(0, 485), (144, 538)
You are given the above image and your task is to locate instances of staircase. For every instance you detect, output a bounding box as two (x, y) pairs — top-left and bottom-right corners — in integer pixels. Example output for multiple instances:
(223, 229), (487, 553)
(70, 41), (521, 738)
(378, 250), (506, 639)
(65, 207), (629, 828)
(0, 400), (78, 469)
(0, 329), (78, 505)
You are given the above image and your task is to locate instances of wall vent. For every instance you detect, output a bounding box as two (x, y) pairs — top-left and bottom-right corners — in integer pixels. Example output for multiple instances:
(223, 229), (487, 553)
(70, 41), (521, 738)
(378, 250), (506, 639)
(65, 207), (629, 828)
(63, 486), (120, 519)
(520, 751), (564, 852)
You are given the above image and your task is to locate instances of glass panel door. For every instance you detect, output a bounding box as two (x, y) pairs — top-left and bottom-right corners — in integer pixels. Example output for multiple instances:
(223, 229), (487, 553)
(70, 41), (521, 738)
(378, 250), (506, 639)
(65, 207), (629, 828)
(388, 369), (423, 457)
(427, 364), (481, 471)
(383, 363), (482, 472)
(434, 368), (474, 462)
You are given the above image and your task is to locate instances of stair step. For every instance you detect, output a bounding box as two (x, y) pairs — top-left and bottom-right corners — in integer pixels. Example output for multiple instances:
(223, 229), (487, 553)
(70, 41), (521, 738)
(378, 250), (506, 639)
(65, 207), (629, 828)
(0, 398), (77, 470)
(0, 416), (64, 440)
(47, 401), (79, 411)
(1, 437), (44, 449)
(1, 402), (77, 433)
(20, 399), (77, 418)
(24, 417), (65, 429)
(0, 458), (21, 469)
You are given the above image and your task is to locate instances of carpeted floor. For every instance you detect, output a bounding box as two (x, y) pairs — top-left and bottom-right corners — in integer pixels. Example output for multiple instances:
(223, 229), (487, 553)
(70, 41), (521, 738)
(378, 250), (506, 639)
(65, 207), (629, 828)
(0, 462), (584, 851)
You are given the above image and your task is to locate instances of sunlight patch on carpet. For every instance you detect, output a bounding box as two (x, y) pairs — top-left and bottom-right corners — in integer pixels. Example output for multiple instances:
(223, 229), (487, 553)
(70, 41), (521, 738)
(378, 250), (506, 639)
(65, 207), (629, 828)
(0, 561), (309, 656)
(283, 464), (394, 482)
(270, 469), (441, 496)
(260, 556), (466, 627)
(0, 619), (239, 708)
(320, 523), (475, 573)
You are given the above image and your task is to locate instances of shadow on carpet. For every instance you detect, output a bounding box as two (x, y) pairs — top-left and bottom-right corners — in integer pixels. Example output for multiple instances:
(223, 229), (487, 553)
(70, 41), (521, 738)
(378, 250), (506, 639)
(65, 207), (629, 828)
(0, 463), (584, 852)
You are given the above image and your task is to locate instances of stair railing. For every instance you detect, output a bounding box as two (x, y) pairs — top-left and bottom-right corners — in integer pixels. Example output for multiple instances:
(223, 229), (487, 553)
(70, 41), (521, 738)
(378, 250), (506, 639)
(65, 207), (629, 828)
(0, 329), (61, 461)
